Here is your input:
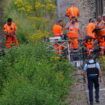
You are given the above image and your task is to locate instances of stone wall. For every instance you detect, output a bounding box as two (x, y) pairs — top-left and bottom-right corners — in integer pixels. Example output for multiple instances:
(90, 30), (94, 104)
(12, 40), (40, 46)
(57, 0), (96, 36)
(78, 0), (96, 35)
(103, 0), (105, 15)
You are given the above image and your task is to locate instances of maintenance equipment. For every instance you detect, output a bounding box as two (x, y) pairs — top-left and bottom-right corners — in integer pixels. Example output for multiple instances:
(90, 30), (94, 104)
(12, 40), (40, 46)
(49, 35), (102, 68)
(49, 37), (85, 67)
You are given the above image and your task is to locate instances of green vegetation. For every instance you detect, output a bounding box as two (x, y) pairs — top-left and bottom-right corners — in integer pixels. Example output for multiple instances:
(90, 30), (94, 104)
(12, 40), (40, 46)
(4, 0), (56, 43)
(0, 44), (74, 105)
(0, 0), (74, 105)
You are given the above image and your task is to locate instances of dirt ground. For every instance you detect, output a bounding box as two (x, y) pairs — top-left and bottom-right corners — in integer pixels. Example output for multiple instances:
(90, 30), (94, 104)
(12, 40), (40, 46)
(65, 68), (105, 105)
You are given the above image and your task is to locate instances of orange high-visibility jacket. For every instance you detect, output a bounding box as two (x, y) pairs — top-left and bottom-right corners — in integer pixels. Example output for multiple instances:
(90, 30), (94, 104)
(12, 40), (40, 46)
(52, 24), (63, 37)
(68, 22), (80, 38)
(86, 23), (95, 38)
(4, 23), (17, 35)
(85, 41), (93, 50)
(97, 21), (105, 36)
(66, 6), (80, 19)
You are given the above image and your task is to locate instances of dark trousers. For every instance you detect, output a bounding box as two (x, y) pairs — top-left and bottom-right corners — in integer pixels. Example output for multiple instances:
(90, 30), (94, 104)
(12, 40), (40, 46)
(88, 76), (99, 103)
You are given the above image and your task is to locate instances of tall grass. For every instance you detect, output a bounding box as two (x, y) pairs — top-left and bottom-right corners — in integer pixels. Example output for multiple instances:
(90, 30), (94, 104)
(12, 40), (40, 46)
(3, 0), (56, 43)
(0, 44), (74, 105)
(0, 0), (75, 105)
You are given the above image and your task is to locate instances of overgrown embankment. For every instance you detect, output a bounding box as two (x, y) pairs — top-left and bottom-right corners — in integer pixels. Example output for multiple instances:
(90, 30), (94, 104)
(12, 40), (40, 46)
(0, 0), (74, 105)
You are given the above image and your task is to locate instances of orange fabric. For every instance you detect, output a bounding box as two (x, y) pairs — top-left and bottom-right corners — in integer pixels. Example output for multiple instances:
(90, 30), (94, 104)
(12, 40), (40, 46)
(54, 42), (64, 55)
(85, 40), (94, 50)
(67, 22), (79, 49)
(69, 38), (78, 49)
(52, 25), (64, 55)
(4, 23), (17, 35)
(52, 24), (63, 37)
(66, 6), (80, 19)
(96, 21), (105, 36)
(84, 40), (94, 56)
(86, 23), (95, 38)
(6, 36), (19, 48)
(99, 37), (105, 47)
(3, 23), (19, 48)
(99, 37), (105, 56)
(67, 22), (79, 38)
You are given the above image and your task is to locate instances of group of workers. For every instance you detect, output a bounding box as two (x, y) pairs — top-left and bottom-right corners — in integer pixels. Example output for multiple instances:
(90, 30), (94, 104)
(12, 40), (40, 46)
(52, 4), (105, 57)
(3, 18), (18, 48)
(52, 5), (80, 55)
(52, 5), (104, 105)
(85, 16), (105, 56)
(1, 5), (104, 105)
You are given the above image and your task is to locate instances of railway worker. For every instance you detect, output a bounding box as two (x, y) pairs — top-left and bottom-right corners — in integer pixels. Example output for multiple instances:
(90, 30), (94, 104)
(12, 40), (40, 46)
(65, 4), (80, 21)
(83, 55), (103, 105)
(52, 20), (64, 55)
(84, 18), (96, 56)
(95, 16), (103, 41)
(3, 18), (19, 48)
(65, 17), (81, 50)
(96, 16), (105, 56)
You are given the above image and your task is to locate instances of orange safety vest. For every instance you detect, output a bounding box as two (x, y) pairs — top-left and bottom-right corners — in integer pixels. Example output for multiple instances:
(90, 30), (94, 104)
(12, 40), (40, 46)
(66, 6), (80, 19)
(86, 23), (95, 38)
(85, 41), (93, 50)
(4, 23), (17, 35)
(97, 21), (105, 36)
(52, 24), (63, 37)
(95, 22), (102, 37)
(67, 22), (80, 38)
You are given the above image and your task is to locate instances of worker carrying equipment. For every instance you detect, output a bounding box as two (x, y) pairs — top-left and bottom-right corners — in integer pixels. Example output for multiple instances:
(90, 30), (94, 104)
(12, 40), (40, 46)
(66, 17), (81, 50)
(83, 56), (103, 105)
(65, 5), (80, 20)
(85, 18), (96, 56)
(52, 20), (64, 55)
(3, 18), (19, 48)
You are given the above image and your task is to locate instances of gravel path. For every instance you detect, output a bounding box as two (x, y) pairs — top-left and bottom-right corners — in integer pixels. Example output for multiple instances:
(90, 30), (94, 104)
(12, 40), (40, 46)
(65, 68), (105, 105)
(58, 0), (105, 105)
(65, 68), (88, 105)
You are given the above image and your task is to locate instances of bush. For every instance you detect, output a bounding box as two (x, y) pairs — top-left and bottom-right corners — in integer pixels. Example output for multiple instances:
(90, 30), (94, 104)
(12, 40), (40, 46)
(3, 0), (56, 43)
(0, 0), (75, 105)
(0, 44), (74, 105)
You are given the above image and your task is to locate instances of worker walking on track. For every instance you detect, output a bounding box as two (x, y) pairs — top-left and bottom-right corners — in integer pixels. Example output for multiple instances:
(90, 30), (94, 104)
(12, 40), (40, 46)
(52, 20), (64, 55)
(85, 19), (96, 56)
(83, 56), (103, 105)
(65, 4), (80, 20)
(96, 16), (105, 56)
(3, 18), (19, 48)
(65, 17), (81, 50)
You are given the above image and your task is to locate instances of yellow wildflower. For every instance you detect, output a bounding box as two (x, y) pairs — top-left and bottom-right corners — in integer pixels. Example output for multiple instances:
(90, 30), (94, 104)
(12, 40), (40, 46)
(56, 72), (64, 81)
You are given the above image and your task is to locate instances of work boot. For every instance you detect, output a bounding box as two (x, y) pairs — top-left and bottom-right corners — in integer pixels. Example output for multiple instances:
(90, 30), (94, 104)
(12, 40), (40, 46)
(96, 99), (100, 103)
(90, 102), (93, 105)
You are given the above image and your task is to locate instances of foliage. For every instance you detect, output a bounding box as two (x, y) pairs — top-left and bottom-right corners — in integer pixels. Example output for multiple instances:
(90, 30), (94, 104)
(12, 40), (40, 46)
(4, 0), (56, 43)
(0, 44), (74, 105)
(99, 56), (105, 69)
(14, 0), (56, 17)
(0, 0), (75, 105)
